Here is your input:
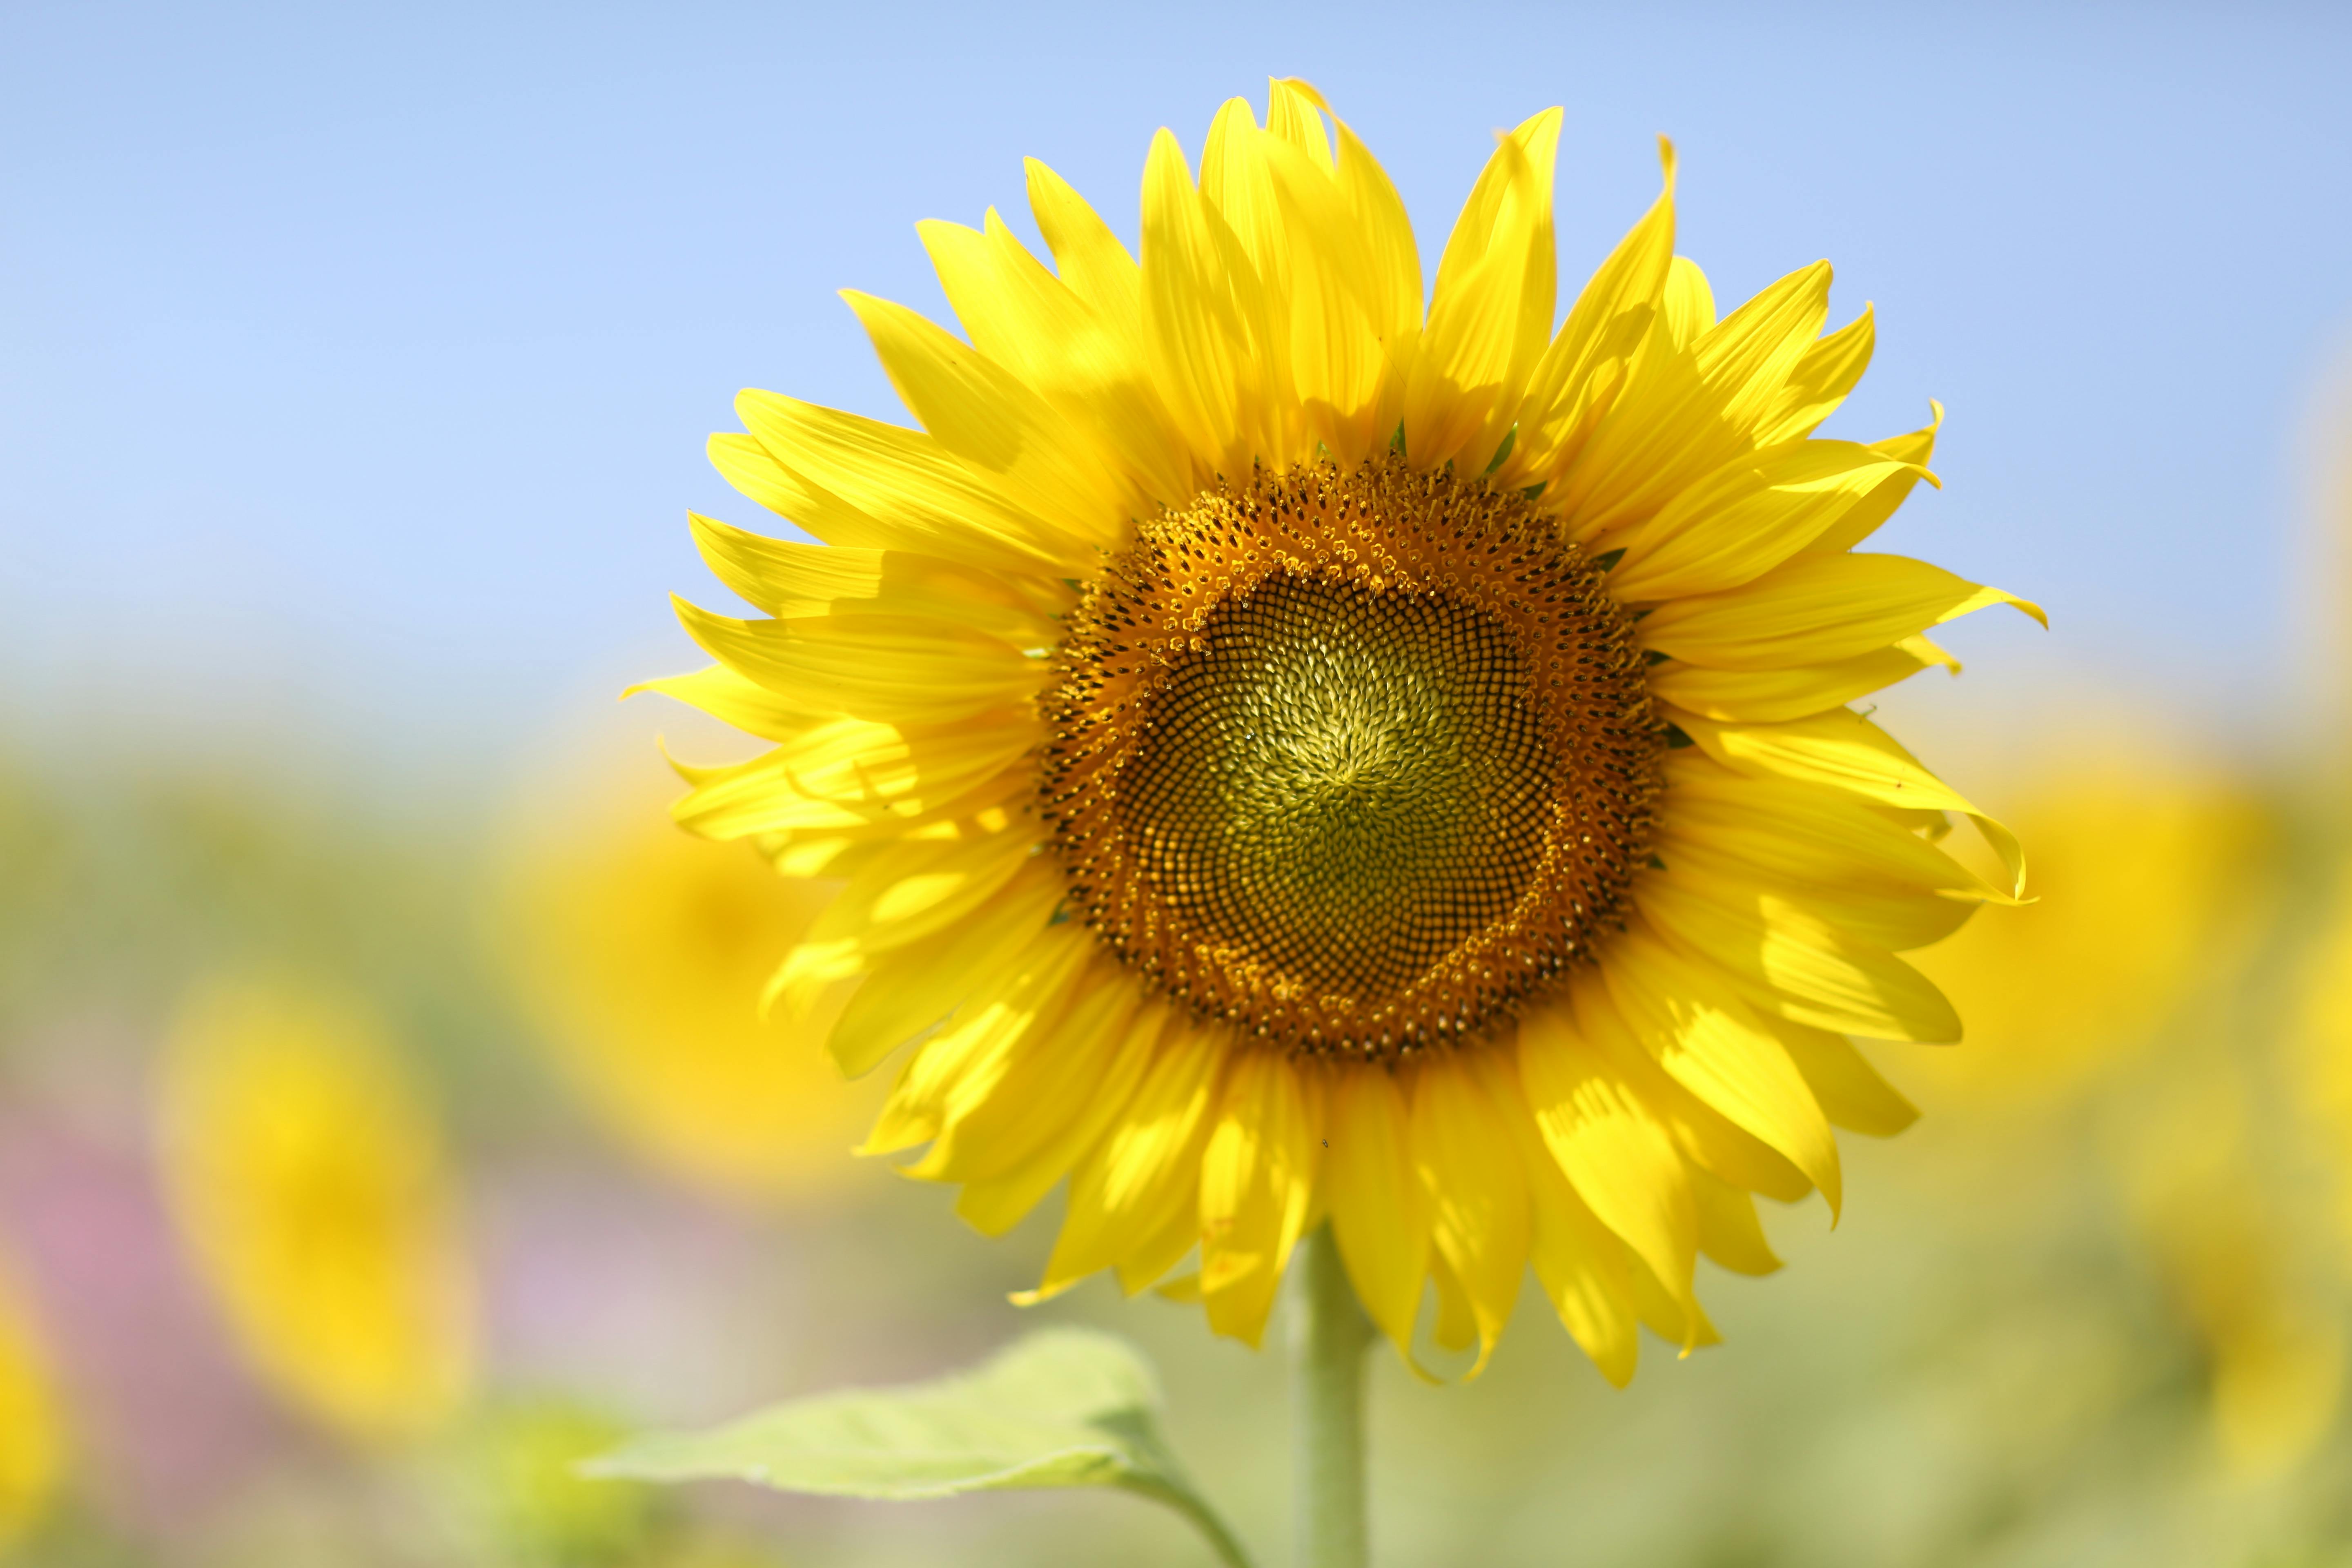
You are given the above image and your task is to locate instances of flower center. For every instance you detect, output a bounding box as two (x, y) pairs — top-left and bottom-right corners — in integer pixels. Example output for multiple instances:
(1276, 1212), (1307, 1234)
(1039, 457), (1661, 1060)
(1124, 572), (1551, 1000)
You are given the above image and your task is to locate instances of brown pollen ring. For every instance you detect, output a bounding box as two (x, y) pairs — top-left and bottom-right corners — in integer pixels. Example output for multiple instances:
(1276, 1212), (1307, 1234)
(1037, 455), (1662, 1061)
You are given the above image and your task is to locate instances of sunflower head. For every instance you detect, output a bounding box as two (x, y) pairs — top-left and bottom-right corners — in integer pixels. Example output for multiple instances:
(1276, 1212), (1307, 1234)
(643, 79), (2039, 1380)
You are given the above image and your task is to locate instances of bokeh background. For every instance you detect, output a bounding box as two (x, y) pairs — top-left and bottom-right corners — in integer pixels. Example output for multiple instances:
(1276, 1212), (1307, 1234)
(6, 3), (2352, 1564)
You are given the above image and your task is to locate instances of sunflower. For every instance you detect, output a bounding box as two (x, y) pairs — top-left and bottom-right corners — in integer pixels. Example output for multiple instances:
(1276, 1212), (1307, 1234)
(640, 80), (2037, 1381)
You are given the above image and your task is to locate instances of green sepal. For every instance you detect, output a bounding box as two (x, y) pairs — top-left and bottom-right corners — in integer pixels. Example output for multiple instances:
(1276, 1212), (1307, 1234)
(1483, 423), (1518, 474)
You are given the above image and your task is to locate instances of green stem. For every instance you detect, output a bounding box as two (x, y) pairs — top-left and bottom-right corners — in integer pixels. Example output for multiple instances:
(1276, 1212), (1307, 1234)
(1290, 1223), (1374, 1568)
(1132, 1478), (1259, 1568)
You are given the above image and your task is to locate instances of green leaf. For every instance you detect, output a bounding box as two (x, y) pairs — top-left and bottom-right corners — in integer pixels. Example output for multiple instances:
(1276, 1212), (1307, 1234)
(585, 1328), (1255, 1567)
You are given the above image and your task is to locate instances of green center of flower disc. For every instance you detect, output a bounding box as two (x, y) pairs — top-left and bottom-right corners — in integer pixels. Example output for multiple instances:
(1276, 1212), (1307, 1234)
(1120, 571), (1554, 1000)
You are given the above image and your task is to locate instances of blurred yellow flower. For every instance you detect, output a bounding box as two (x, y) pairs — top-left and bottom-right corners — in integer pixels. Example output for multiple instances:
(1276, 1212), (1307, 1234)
(1905, 735), (2334, 1474)
(0, 1261), (63, 1548)
(498, 786), (876, 1203)
(1907, 753), (2274, 1107)
(156, 981), (473, 1443)
(2296, 871), (2352, 1246)
(2117, 1068), (2344, 1476)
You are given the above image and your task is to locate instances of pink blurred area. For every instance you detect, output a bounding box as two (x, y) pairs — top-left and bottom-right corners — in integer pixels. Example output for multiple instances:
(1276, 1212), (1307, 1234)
(0, 1017), (294, 1536)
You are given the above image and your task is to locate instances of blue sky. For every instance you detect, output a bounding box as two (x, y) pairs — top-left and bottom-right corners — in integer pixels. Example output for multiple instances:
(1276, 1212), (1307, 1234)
(5, 2), (2349, 800)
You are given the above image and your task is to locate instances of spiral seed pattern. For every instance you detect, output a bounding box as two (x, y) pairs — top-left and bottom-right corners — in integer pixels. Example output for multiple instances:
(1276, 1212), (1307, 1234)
(1039, 455), (1661, 1060)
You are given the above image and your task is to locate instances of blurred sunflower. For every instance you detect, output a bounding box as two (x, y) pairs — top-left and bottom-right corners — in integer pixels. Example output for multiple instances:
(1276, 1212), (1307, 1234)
(0, 1258), (63, 1548)
(1904, 742), (2335, 1473)
(499, 777), (877, 1203)
(639, 80), (2036, 1378)
(2119, 1065), (2345, 1477)
(1906, 751), (2275, 1110)
(156, 981), (472, 1442)
(2299, 872), (2352, 1243)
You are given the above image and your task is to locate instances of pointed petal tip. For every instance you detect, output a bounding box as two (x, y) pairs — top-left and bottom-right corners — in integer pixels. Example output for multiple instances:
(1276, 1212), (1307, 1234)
(1274, 75), (1331, 109)
(1007, 1276), (1079, 1308)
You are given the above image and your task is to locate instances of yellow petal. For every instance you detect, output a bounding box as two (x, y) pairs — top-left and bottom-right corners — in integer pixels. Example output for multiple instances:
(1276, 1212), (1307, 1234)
(1654, 770), (2010, 907)
(797, 819), (1034, 956)
(1256, 120), (1393, 463)
(1627, 1250), (1720, 1353)
(921, 964), (1142, 1185)
(1690, 1168), (1782, 1276)
(1275, 80), (1423, 354)
(1638, 869), (1963, 1042)
(1507, 137), (1675, 486)
(673, 599), (1051, 726)
(1601, 923), (1843, 1215)
(1140, 127), (1274, 475)
(1405, 109), (1561, 471)
(820, 862), (1062, 1076)
(955, 997), (1169, 1236)
(1806, 402), (1944, 555)
(1321, 1065), (1430, 1351)
(667, 713), (1033, 841)
(905, 947), (1135, 1183)
(1645, 635), (1956, 724)
(1569, 971), (1814, 1204)
(1425, 1247), (1480, 1354)
(686, 512), (1067, 643)
(1034, 1017), (1225, 1297)
(737, 390), (1086, 573)
(628, 663), (818, 744)
(1200, 98), (1288, 315)
(1667, 705), (2026, 897)
(1025, 158), (1143, 325)
(1151, 1271), (1204, 1304)
(1198, 1052), (1321, 1347)
(1115, 1191), (1208, 1297)
(842, 289), (1137, 552)
(862, 916), (1093, 1156)
(1753, 305), (1875, 446)
(1555, 259), (1831, 536)
(1503, 1053), (1643, 1384)
(1766, 1020), (1919, 1137)
(707, 431), (894, 551)
(919, 212), (1194, 510)
(1411, 1054), (1530, 1376)
(1517, 1004), (1701, 1332)
(1659, 255), (1717, 348)
(1638, 552), (2045, 671)
(1746, 868), (1981, 953)
(1607, 439), (1934, 602)
(1532, 1188), (1644, 1383)
(1264, 77), (1335, 174)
